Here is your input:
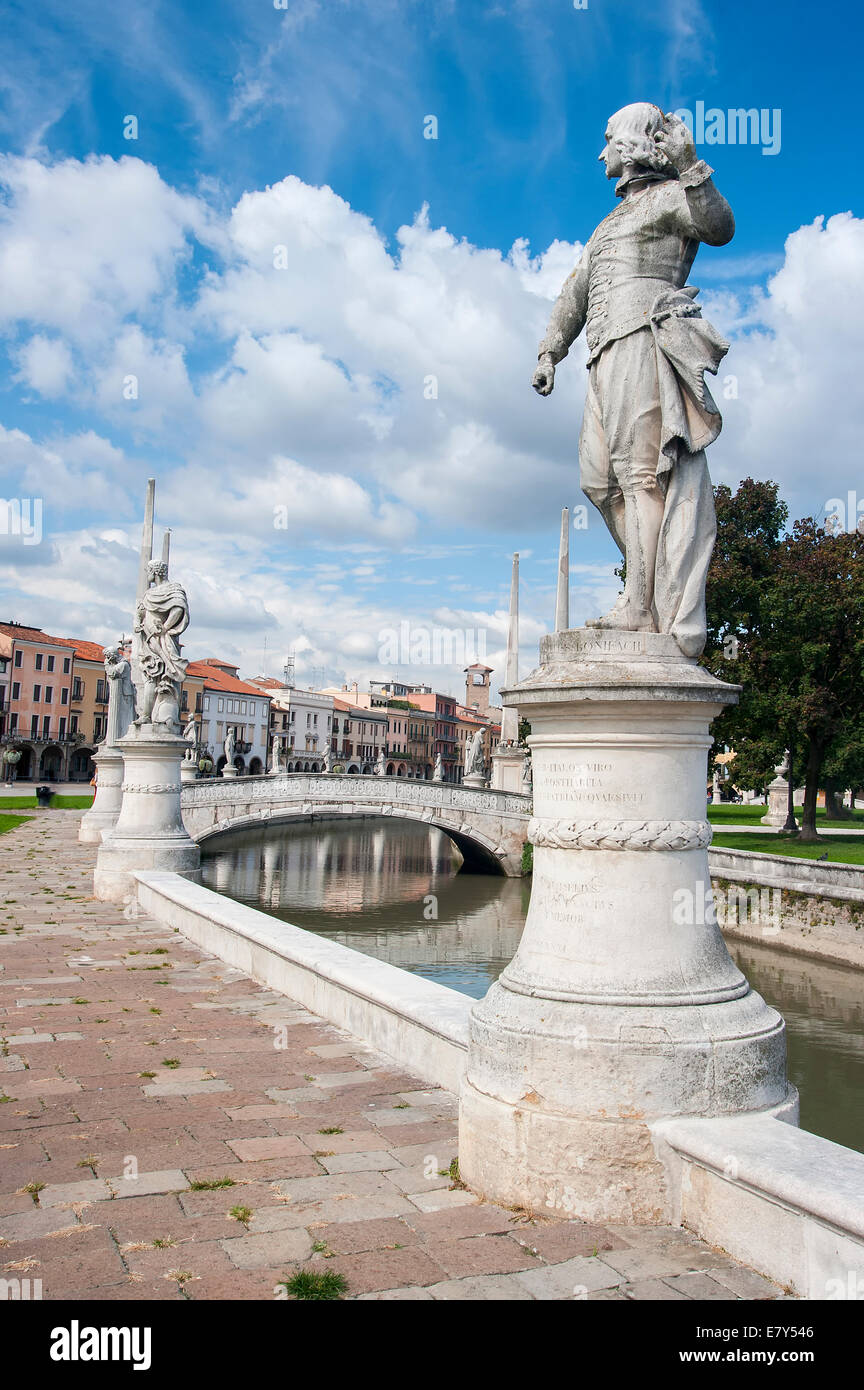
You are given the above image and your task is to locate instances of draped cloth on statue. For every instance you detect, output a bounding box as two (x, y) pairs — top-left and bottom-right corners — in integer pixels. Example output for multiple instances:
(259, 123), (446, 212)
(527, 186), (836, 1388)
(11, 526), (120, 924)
(137, 581), (189, 682)
(651, 286), (728, 658)
(580, 287), (728, 659)
(651, 287), (728, 473)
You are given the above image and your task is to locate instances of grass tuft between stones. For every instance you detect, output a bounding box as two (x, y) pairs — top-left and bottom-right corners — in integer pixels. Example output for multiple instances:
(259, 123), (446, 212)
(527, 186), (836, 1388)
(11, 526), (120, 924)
(279, 1270), (348, 1301)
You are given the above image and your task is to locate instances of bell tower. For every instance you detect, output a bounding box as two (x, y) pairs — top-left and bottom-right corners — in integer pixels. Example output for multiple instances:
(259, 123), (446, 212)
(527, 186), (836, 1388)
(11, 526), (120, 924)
(464, 662), (493, 714)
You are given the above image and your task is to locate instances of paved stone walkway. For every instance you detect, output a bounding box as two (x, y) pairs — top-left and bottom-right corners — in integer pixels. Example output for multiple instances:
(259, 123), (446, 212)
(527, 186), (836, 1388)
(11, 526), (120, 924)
(0, 811), (789, 1301)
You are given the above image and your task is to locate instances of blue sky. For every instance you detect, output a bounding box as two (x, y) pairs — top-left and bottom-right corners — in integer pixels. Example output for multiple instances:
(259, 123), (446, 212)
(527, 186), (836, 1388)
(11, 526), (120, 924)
(0, 0), (860, 696)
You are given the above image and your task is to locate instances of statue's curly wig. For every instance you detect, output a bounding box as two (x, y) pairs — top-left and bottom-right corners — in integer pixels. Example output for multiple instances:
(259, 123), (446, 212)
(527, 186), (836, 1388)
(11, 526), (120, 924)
(609, 103), (675, 175)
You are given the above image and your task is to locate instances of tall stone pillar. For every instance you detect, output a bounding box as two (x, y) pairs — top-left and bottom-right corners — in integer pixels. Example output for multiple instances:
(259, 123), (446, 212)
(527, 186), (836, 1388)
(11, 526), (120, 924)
(459, 628), (796, 1224)
(93, 726), (201, 904)
(491, 552), (526, 793)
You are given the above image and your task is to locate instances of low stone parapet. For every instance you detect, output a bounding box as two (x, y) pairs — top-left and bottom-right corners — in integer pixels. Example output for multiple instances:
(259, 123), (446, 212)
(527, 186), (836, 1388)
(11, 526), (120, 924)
(710, 844), (864, 895)
(653, 1113), (864, 1299)
(709, 846), (864, 969)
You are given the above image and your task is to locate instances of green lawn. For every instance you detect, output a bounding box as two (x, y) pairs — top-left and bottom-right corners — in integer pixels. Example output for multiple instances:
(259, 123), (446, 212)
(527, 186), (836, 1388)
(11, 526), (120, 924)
(0, 813), (34, 836)
(708, 804), (864, 828)
(711, 831), (864, 864)
(0, 794), (94, 809)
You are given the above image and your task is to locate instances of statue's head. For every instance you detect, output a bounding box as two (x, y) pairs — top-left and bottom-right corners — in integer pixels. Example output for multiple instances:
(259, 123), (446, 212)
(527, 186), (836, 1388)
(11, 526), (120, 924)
(104, 644), (119, 662)
(599, 103), (673, 180)
(147, 560), (168, 584)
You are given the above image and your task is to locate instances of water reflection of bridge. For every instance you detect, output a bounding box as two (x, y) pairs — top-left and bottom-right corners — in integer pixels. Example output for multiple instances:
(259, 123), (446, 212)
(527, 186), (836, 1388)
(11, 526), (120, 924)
(182, 772), (532, 876)
(201, 819), (530, 988)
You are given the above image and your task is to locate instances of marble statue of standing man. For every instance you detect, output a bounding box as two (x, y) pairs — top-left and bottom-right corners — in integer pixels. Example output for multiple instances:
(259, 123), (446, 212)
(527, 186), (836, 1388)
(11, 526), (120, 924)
(183, 716), (198, 760)
(224, 726), (236, 766)
(467, 727), (485, 777)
(533, 104), (733, 658)
(103, 643), (136, 747)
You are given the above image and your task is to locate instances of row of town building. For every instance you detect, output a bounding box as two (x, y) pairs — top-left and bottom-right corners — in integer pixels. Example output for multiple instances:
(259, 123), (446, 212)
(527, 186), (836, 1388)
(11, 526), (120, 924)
(0, 621), (501, 784)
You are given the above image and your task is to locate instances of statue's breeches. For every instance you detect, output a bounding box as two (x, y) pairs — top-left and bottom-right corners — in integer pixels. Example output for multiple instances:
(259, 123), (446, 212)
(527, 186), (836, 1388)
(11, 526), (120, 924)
(579, 328), (663, 502)
(576, 326), (717, 659)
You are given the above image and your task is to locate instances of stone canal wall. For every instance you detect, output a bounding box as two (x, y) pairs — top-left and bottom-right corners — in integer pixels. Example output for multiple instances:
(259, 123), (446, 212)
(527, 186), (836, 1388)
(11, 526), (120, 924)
(709, 846), (864, 970)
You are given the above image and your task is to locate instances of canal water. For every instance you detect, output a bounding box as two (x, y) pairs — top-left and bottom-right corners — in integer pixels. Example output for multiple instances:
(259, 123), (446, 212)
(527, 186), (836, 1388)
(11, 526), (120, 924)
(201, 816), (864, 1154)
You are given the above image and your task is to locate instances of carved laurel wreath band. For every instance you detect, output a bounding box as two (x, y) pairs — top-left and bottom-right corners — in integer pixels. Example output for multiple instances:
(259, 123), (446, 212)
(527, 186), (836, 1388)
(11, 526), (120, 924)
(528, 817), (712, 851)
(121, 783), (179, 794)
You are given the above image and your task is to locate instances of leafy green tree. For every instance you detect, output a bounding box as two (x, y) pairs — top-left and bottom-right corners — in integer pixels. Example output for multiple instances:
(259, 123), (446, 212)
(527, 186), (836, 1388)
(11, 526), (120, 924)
(703, 483), (864, 840)
(822, 724), (864, 819)
(761, 520), (864, 837)
(702, 479), (789, 794)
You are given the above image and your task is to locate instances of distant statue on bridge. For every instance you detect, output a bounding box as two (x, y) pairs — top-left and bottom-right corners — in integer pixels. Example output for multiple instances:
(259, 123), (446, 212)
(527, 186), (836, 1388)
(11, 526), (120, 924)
(467, 728), (486, 778)
(224, 726), (236, 765)
(323, 745), (334, 773)
(432, 753), (443, 783)
(374, 748), (387, 777)
(183, 715), (198, 760)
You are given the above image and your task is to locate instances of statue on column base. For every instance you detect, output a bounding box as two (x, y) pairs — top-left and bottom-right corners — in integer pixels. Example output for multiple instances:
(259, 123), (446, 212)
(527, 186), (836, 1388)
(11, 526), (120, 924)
(79, 641), (136, 844)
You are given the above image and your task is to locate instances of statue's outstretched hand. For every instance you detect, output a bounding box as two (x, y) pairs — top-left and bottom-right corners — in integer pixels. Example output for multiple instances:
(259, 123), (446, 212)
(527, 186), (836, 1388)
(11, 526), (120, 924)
(655, 113), (698, 173)
(532, 359), (555, 396)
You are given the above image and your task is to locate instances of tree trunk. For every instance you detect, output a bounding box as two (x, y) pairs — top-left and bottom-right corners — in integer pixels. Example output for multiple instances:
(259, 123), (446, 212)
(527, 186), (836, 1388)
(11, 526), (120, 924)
(824, 779), (850, 820)
(799, 736), (826, 842)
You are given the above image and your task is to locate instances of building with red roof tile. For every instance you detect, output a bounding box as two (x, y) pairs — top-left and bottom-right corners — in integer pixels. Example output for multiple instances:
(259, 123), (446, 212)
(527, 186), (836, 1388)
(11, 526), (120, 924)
(186, 659), (271, 774)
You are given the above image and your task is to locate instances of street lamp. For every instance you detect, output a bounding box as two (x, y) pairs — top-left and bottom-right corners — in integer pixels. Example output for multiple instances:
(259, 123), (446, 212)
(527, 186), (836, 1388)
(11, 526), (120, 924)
(782, 745), (799, 832)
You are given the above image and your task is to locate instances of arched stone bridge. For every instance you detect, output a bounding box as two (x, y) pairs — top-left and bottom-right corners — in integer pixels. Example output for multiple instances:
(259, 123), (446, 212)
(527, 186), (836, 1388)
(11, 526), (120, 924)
(180, 773), (532, 876)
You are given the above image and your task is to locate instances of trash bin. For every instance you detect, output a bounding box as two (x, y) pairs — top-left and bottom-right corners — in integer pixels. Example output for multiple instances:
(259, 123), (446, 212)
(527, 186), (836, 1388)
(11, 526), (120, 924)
(35, 785), (53, 808)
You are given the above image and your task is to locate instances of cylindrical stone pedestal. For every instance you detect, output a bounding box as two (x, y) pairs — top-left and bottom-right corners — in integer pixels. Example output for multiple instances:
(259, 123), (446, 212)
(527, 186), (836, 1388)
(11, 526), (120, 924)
(459, 629), (796, 1224)
(93, 726), (201, 904)
(221, 764), (239, 780)
(78, 746), (124, 844)
(463, 771), (487, 790)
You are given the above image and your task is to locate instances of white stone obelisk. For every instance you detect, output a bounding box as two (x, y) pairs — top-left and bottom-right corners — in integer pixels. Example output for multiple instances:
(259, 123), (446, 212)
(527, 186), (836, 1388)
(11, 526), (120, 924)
(130, 479), (156, 696)
(460, 627), (796, 1223)
(490, 553), (526, 793)
(81, 477), (154, 848)
(555, 506), (569, 632)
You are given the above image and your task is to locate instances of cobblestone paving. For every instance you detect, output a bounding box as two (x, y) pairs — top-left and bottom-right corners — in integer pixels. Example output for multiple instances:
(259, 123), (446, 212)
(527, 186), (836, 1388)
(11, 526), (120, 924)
(0, 812), (789, 1301)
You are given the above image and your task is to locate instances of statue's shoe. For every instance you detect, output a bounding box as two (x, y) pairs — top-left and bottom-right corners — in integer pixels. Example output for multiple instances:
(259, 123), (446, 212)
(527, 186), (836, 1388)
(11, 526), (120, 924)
(585, 603), (656, 632)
